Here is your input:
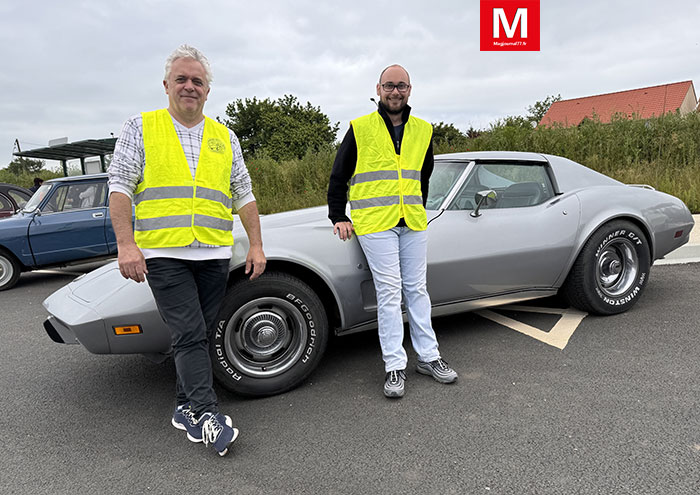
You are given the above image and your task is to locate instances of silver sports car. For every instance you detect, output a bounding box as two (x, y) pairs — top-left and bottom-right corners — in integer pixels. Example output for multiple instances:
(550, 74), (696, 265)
(43, 151), (694, 397)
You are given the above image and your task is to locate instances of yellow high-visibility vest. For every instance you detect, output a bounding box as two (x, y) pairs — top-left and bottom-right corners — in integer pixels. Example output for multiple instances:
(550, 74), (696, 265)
(133, 109), (234, 248)
(349, 111), (432, 236)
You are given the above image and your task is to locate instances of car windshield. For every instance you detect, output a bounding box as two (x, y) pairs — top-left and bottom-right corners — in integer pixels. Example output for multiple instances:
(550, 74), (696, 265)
(425, 160), (468, 210)
(22, 183), (53, 212)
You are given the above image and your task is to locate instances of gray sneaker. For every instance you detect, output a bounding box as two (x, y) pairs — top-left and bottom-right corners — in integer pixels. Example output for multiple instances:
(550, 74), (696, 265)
(384, 370), (406, 398)
(416, 358), (458, 384)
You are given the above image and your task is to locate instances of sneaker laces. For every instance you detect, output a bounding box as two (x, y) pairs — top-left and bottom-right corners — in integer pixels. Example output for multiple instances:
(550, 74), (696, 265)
(388, 370), (405, 385)
(182, 406), (197, 427)
(434, 358), (450, 371)
(200, 414), (222, 446)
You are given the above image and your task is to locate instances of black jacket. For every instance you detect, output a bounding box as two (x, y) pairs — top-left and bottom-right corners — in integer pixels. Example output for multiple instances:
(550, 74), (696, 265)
(327, 102), (434, 224)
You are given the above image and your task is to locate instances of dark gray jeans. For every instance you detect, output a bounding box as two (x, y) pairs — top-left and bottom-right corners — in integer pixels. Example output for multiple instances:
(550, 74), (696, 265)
(145, 257), (229, 417)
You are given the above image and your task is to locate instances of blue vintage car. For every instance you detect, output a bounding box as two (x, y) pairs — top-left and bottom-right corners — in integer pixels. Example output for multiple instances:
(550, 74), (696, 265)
(0, 174), (117, 290)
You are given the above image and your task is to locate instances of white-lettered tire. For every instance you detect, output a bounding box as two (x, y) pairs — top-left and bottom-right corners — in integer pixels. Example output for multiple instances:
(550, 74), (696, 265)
(562, 220), (651, 315)
(211, 271), (329, 397)
(0, 249), (21, 291)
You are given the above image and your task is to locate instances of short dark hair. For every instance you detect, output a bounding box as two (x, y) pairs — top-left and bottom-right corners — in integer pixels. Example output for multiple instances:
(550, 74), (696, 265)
(33, 177), (43, 186)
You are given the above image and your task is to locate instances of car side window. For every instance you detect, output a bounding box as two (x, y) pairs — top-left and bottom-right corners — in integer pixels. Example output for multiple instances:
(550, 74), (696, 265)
(41, 186), (68, 213)
(7, 190), (29, 208)
(0, 193), (13, 213)
(44, 183), (106, 213)
(447, 162), (554, 210)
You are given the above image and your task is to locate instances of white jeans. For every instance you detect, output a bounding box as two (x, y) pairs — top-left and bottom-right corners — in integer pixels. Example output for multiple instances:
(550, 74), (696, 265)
(358, 227), (441, 372)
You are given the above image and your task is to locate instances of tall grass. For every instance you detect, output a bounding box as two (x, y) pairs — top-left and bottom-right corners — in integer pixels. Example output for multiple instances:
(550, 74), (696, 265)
(249, 112), (700, 214)
(434, 112), (700, 213)
(5, 113), (697, 214)
(246, 146), (335, 214)
(0, 170), (63, 189)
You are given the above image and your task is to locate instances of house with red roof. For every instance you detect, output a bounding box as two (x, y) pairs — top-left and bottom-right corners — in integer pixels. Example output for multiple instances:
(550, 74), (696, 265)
(539, 81), (697, 127)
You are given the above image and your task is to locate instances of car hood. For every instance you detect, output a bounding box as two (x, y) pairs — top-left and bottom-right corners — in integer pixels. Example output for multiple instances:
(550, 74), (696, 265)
(244, 205), (442, 234)
(0, 211), (32, 225)
(254, 206), (329, 230)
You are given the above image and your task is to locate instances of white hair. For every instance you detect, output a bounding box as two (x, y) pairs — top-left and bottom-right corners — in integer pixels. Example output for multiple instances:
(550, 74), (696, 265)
(164, 44), (213, 84)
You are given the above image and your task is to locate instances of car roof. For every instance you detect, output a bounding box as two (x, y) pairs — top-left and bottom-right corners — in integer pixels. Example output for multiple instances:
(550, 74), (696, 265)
(45, 173), (109, 183)
(0, 183), (32, 194)
(435, 151), (548, 162)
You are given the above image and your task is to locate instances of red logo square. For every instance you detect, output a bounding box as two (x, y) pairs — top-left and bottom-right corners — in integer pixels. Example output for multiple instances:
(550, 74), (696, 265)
(480, 0), (540, 51)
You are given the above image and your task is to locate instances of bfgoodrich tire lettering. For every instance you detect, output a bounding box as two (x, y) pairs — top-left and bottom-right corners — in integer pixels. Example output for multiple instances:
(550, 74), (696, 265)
(562, 220), (651, 315)
(211, 271), (329, 397)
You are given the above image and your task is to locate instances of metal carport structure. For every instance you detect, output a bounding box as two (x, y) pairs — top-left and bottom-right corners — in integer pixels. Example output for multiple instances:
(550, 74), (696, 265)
(13, 137), (117, 176)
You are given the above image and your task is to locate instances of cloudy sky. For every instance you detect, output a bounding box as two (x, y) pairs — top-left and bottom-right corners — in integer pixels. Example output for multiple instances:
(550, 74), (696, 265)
(2, 0), (699, 169)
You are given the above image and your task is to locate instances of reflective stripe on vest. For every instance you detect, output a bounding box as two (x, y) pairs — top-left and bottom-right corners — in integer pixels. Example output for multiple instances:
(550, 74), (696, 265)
(135, 215), (233, 232)
(349, 111), (432, 236)
(134, 109), (235, 248)
(349, 194), (423, 210)
(134, 185), (233, 209)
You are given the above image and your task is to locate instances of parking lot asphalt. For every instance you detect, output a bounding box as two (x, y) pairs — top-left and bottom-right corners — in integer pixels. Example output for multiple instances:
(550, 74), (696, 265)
(1, 258), (698, 494)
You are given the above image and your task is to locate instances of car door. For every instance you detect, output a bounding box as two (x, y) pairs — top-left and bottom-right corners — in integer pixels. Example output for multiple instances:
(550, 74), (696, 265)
(426, 160), (580, 304)
(102, 192), (128, 255)
(29, 180), (111, 265)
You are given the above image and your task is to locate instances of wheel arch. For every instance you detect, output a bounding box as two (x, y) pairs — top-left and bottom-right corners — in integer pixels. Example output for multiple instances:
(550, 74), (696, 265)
(0, 244), (29, 271)
(227, 259), (342, 334)
(557, 213), (654, 288)
(0, 245), (25, 268)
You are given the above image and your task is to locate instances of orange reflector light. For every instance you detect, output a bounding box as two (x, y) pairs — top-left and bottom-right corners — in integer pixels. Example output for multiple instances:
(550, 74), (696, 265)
(113, 325), (142, 335)
(674, 230), (683, 238)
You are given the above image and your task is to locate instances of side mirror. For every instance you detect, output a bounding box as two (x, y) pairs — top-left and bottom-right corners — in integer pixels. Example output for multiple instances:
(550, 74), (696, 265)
(471, 190), (497, 218)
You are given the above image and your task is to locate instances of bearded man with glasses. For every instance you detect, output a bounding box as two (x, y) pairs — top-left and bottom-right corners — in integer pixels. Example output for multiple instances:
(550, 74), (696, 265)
(327, 64), (458, 399)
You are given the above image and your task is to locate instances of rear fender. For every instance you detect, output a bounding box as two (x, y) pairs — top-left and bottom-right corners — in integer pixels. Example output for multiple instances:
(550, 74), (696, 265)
(554, 188), (654, 288)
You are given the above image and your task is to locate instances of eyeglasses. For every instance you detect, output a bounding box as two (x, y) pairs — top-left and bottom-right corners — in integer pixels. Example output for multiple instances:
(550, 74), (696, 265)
(380, 82), (410, 93)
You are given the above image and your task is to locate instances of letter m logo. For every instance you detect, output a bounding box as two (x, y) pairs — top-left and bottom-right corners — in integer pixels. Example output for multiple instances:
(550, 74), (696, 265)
(480, 0), (540, 51)
(494, 8), (527, 38)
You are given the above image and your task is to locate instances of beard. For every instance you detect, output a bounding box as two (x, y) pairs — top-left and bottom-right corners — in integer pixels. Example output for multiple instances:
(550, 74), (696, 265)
(381, 98), (406, 115)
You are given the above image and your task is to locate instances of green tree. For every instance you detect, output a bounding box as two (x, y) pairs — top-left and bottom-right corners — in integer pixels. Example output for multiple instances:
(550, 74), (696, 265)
(221, 94), (340, 160)
(526, 94), (562, 125)
(6, 157), (45, 175)
(465, 127), (482, 139)
(431, 122), (467, 146)
(492, 115), (534, 130)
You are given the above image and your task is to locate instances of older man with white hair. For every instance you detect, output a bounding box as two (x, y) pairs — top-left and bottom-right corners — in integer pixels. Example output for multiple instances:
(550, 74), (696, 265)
(109, 44), (265, 456)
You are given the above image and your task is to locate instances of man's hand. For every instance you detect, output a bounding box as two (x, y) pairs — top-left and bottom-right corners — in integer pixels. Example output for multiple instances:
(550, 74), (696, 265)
(237, 201), (266, 280)
(245, 244), (266, 280)
(117, 242), (148, 282)
(110, 191), (147, 282)
(333, 221), (354, 241)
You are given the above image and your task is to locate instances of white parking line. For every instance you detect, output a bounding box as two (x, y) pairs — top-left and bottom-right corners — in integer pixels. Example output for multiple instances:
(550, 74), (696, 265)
(655, 256), (700, 265)
(475, 305), (588, 350)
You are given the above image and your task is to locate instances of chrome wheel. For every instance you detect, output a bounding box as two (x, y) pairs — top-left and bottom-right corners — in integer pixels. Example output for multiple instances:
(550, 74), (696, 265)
(212, 271), (329, 396)
(223, 297), (307, 378)
(596, 238), (639, 297)
(562, 220), (650, 315)
(0, 256), (11, 286)
(0, 252), (20, 290)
